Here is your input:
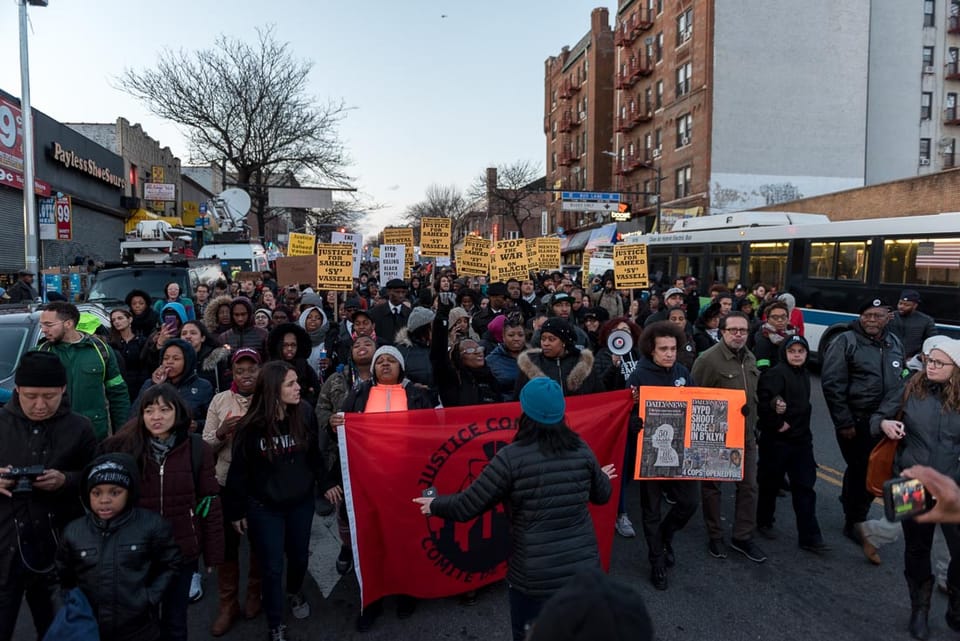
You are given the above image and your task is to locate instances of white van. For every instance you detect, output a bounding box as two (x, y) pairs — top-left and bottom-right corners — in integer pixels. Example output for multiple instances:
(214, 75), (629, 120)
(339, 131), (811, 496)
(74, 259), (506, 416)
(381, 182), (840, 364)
(197, 243), (269, 275)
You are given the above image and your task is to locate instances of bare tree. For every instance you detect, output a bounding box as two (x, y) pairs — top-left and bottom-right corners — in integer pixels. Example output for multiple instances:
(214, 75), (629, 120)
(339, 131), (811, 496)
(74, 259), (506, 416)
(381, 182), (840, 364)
(117, 27), (352, 238)
(304, 193), (383, 240)
(468, 160), (543, 239)
(402, 183), (467, 243)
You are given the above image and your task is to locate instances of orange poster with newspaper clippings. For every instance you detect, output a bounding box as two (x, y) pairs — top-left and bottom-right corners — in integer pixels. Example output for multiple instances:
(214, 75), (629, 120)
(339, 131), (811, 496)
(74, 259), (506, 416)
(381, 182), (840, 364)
(635, 386), (747, 481)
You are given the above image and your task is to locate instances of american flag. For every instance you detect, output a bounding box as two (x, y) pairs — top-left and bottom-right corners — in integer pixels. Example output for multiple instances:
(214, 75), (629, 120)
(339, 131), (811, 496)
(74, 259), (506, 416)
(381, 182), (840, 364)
(916, 240), (960, 268)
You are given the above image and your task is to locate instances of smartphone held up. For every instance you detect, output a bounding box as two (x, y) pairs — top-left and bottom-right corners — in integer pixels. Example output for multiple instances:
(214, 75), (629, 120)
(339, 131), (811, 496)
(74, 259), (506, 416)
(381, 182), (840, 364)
(883, 476), (935, 522)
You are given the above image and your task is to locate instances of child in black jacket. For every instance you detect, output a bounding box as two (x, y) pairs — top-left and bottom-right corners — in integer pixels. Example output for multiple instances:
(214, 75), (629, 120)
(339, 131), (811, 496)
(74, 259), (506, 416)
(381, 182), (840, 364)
(756, 335), (826, 552)
(57, 453), (181, 641)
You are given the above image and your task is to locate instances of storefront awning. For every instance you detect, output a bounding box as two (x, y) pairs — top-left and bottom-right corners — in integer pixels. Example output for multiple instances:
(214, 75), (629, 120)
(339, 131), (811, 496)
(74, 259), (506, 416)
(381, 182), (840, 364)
(584, 223), (617, 251)
(562, 230), (593, 254)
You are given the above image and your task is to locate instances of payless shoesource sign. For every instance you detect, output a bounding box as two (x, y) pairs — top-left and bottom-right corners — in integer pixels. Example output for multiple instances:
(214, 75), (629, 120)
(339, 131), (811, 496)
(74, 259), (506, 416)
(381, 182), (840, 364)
(50, 142), (125, 189)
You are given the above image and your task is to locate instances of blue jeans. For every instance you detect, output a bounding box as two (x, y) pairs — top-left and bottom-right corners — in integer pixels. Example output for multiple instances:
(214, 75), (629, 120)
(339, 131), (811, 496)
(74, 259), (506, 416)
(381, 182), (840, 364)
(161, 558), (197, 641)
(507, 586), (546, 641)
(246, 496), (314, 629)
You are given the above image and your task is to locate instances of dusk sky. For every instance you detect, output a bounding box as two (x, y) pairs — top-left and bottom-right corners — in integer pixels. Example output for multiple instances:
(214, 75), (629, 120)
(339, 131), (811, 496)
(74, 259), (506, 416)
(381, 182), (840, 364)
(0, 0), (618, 238)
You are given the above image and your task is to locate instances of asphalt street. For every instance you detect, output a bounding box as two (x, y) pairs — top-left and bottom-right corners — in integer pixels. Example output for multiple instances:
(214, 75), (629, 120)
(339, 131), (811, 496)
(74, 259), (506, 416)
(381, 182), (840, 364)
(14, 378), (930, 641)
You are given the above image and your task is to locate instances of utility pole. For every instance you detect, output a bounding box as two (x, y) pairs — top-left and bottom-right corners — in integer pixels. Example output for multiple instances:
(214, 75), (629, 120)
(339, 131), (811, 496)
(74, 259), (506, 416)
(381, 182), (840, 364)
(18, 0), (47, 277)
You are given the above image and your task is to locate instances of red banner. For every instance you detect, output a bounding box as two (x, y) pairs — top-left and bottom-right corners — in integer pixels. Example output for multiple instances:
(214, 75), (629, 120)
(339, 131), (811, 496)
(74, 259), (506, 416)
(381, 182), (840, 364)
(340, 390), (632, 607)
(0, 96), (51, 197)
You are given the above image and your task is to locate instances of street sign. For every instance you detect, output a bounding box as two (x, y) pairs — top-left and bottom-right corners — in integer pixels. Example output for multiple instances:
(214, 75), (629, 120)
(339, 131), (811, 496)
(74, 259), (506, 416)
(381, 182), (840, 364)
(561, 201), (621, 212)
(561, 191), (621, 202)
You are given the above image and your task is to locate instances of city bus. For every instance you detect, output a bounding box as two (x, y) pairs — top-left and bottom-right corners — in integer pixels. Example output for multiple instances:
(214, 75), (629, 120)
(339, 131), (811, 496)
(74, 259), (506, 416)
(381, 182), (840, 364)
(621, 211), (960, 359)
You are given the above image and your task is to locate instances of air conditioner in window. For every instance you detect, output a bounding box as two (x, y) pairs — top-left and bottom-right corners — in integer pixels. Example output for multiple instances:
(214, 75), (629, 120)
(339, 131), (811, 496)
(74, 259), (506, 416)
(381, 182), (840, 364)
(579, 111), (587, 121)
(920, 157), (931, 165)
(652, 148), (662, 159)
(682, 29), (692, 42)
(924, 65), (936, 74)
(681, 136), (690, 146)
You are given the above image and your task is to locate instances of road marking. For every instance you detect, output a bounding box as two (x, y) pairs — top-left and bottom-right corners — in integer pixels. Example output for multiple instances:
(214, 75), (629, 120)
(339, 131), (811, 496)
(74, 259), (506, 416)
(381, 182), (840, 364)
(817, 471), (841, 487)
(818, 464), (844, 479)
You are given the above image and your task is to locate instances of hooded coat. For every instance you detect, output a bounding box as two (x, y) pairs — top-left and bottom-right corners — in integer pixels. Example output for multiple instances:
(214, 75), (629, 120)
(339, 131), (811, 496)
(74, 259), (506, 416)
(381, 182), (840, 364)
(139, 301), (190, 372)
(152, 295), (195, 322)
(757, 337), (812, 443)
(57, 453), (181, 641)
(126, 289), (160, 337)
(203, 294), (234, 335)
(268, 323), (320, 406)
(395, 326), (435, 393)
(218, 296), (268, 356)
(132, 339), (214, 428)
(514, 347), (598, 397)
(298, 306), (330, 377)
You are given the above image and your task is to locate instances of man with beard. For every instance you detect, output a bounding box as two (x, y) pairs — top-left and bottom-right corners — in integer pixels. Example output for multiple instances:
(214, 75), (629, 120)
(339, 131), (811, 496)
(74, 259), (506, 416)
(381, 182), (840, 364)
(591, 271), (625, 320)
(887, 289), (937, 361)
(507, 278), (535, 322)
(821, 297), (906, 558)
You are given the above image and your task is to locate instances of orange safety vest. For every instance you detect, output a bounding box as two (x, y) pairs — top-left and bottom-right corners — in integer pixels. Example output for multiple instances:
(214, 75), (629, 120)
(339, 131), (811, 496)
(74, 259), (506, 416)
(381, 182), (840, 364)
(365, 384), (409, 413)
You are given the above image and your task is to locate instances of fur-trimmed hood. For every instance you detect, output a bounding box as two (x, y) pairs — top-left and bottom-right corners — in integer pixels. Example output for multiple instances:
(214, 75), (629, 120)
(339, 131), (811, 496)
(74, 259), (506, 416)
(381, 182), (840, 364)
(201, 345), (231, 372)
(203, 294), (234, 334)
(267, 322), (312, 361)
(394, 326), (428, 349)
(517, 347), (595, 395)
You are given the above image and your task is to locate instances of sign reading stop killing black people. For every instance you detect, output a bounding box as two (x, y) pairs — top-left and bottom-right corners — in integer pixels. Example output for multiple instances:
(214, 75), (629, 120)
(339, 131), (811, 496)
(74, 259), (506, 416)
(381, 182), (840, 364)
(635, 386), (746, 481)
(379, 244), (406, 283)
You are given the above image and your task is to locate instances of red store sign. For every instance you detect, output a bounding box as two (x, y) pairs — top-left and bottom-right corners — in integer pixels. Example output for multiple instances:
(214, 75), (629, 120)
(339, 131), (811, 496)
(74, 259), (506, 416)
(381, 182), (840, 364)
(0, 95), (52, 198)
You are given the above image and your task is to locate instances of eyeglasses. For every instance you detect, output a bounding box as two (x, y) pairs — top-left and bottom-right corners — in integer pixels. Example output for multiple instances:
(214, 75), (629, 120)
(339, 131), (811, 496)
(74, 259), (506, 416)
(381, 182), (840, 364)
(39, 320), (63, 329)
(461, 347), (484, 355)
(924, 356), (955, 370)
(723, 327), (749, 335)
(767, 314), (788, 321)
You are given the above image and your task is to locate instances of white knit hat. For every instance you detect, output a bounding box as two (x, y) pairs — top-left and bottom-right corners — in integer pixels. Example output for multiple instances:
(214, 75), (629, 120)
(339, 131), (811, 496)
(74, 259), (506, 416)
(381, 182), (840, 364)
(923, 336), (960, 367)
(371, 345), (405, 382)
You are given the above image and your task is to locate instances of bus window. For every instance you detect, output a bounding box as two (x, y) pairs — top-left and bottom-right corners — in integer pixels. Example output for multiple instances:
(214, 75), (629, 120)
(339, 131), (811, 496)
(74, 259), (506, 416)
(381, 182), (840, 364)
(836, 241), (870, 282)
(710, 243), (741, 289)
(748, 242), (788, 289)
(808, 242), (836, 279)
(648, 247), (673, 290)
(677, 245), (703, 282)
(882, 238), (960, 287)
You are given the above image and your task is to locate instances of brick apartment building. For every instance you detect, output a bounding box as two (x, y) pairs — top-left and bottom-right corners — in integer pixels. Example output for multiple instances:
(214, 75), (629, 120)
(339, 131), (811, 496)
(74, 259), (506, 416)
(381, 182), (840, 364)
(453, 169), (549, 251)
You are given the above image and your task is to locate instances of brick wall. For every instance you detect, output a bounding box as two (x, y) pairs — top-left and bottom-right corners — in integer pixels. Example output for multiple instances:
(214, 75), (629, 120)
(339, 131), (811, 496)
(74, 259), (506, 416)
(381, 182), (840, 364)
(753, 168), (960, 220)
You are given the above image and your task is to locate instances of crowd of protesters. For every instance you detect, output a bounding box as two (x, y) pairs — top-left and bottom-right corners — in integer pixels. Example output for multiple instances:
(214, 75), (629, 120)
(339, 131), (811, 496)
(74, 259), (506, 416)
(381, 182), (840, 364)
(0, 260), (951, 641)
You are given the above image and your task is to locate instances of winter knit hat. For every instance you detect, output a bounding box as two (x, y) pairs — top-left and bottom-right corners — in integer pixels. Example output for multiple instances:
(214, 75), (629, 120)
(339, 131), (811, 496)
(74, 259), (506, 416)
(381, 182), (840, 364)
(87, 457), (133, 491)
(923, 336), (960, 367)
(371, 345), (405, 382)
(15, 352), (67, 388)
(527, 568), (654, 641)
(486, 314), (506, 344)
(540, 317), (579, 353)
(407, 307), (435, 333)
(520, 377), (565, 425)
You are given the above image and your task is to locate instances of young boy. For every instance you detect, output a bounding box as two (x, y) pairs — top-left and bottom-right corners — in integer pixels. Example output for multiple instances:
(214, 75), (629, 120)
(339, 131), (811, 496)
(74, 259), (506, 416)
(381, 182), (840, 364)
(57, 453), (181, 641)
(756, 335), (827, 553)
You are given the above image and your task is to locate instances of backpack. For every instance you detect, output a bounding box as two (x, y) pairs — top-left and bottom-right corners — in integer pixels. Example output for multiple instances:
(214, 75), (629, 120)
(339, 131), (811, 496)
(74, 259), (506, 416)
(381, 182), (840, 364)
(37, 333), (113, 382)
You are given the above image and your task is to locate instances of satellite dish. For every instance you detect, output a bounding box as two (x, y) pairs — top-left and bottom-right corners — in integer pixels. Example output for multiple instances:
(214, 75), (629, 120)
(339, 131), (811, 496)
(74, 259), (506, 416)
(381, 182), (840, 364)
(218, 188), (251, 220)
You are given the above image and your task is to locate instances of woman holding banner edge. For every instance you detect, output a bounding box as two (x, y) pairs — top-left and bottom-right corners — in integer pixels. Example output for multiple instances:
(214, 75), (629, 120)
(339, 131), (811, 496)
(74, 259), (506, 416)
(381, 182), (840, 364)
(412, 376), (617, 641)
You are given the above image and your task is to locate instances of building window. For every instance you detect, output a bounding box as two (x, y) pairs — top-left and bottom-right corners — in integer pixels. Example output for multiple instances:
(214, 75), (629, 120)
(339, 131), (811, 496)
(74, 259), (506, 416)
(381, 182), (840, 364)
(676, 8), (693, 45)
(676, 113), (693, 147)
(656, 80), (664, 108)
(676, 62), (692, 97)
(643, 179), (654, 206)
(922, 92), (933, 120)
(675, 165), (692, 199)
(551, 121), (557, 140)
(924, 0), (935, 27)
(655, 128), (662, 151)
(657, 0), (663, 15)
(507, 230), (520, 240)
(128, 163), (138, 197)
(920, 138), (932, 163)
(923, 46), (935, 70)
(948, 92), (958, 120)
(551, 152), (557, 171)
(644, 86), (653, 111)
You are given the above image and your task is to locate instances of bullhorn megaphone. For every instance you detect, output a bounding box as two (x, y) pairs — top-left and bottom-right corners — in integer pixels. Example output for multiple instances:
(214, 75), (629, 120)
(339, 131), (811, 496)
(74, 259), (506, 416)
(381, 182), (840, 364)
(607, 329), (633, 356)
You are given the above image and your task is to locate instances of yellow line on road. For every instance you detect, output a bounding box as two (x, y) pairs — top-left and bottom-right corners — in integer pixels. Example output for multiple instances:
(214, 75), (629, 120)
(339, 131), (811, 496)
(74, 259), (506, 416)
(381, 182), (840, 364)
(817, 471), (842, 487)
(818, 464), (844, 479)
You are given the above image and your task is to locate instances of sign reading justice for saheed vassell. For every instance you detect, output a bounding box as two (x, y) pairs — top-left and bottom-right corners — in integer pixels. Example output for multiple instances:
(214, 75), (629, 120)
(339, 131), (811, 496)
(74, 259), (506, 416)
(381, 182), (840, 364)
(457, 235), (491, 276)
(613, 243), (649, 289)
(419, 217), (452, 257)
(287, 232), (317, 257)
(316, 242), (355, 291)
(489, 238), (530, 282)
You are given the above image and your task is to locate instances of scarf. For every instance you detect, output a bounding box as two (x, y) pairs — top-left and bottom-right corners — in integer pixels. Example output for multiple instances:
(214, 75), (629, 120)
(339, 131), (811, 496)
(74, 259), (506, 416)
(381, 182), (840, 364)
(762, 322), (795, 345)
(149, 433), (177, 464)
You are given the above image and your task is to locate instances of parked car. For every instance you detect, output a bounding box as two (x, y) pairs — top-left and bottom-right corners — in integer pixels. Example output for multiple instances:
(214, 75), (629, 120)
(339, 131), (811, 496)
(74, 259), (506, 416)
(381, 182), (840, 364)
(86, 262), (223, 307)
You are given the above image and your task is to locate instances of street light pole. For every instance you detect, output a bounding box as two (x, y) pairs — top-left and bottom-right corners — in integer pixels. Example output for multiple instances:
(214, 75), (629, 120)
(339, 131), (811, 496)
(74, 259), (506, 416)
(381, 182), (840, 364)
(654, 165), (662, 234)
(18, 0), (45, 277)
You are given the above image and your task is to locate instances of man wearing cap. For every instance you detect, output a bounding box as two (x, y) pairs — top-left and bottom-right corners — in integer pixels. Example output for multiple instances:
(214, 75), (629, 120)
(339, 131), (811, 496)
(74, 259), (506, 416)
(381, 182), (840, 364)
(36, 301), (129, 441)
(645, 287), (685, 327)
(473, 281), (510, 338)
(531, 293), (590, 350)
(0, 352), (97, 641)
(7, 269), (38, 304)
(682, 276), (700, 322)
(888, 289), (937, 361)
(368, 279), (410, 345)
(821, 296), (907, 551)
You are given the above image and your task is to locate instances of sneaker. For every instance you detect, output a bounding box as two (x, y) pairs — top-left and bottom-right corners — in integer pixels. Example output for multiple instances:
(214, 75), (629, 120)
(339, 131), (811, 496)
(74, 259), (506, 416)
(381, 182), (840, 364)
(730, 538), (768, 563)
(757, 524), (777, 540)
(287, 592), (310, 619)
(799, 540), (831, 554)
(336, 545), (354, 575)
(189, 571), (204, 603)
(269, 624), (291, 641)
(650, 565), (668, 591)
(708, 538), (727, 559)
(663, 541), (676, 568)
(615, 513), (636, 538)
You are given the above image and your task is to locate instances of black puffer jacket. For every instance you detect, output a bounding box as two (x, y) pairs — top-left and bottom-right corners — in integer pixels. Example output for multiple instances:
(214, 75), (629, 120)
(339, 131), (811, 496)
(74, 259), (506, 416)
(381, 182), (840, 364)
(0, 395), (96, 570)
(514, 348), (598, 397)
(430, 440), (611, 597)
(57, 453), (181, 641)
(821, 321), (906, 432)
(887, 310), (937, 359)
(757, 350), (812, 444)
(395, 327), (435, 394)
(871, 377), (960, 479)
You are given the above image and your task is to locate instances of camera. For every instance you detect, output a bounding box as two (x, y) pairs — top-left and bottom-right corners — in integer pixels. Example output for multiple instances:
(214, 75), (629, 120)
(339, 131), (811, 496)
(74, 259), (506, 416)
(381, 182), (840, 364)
(1, 465), (45, 494)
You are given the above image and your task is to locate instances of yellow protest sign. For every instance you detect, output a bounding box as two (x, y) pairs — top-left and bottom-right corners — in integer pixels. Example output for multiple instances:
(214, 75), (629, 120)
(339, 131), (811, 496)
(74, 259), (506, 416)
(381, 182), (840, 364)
(582, 250), (593, 281)
(490, 238), (530, 282)
(525, 239), (539, 273)
(537, 237), (561, 271)
(383, 227), (414, 278)
(419, 217), (451, 257)
(288, 232), (316, 257)
(458, 235), (491, 276)
(316, 242), (355, 291)
(613, 244), (649, 289)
